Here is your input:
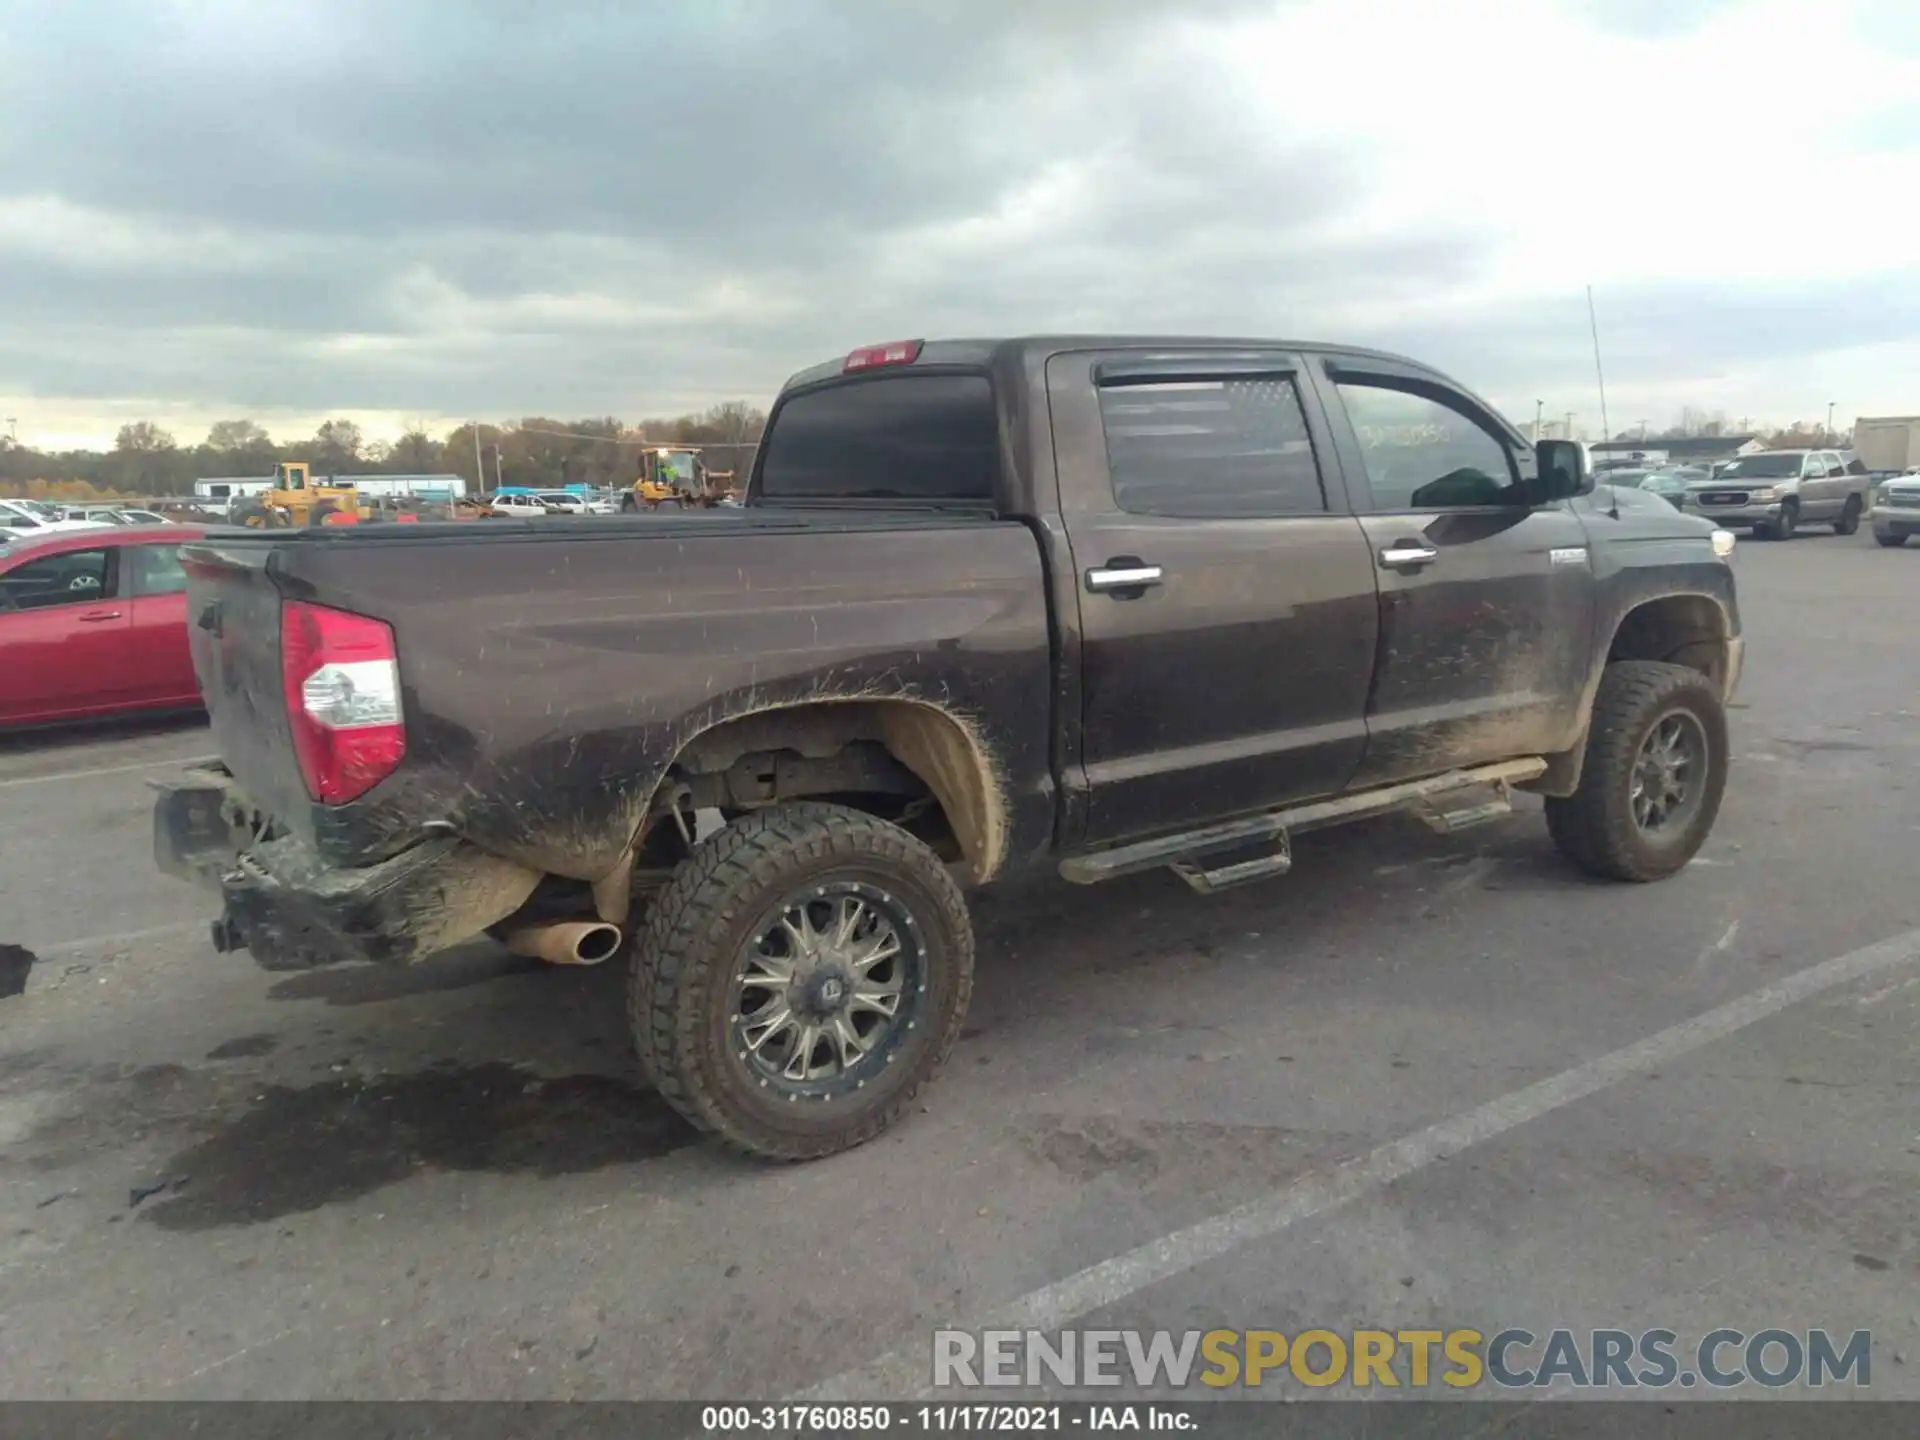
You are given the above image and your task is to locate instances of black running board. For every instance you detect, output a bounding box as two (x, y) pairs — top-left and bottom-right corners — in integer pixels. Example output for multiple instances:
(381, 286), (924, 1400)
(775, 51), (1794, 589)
(1058, 757), (1547, 889)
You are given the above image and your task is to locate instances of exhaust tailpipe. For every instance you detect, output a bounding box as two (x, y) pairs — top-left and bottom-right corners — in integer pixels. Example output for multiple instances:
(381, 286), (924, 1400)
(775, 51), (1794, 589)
(505, 921), (624, 967)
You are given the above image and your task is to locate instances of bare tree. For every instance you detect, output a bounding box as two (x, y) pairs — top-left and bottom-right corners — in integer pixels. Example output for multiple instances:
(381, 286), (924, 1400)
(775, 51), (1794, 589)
(115, 421), (176, 453)
(312, 418), (365, 475)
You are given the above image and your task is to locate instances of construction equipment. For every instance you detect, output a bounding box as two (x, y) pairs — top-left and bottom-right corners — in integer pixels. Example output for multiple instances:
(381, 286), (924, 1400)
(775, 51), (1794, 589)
(621, 447), (737, 510)
(228, 463), (368, 529)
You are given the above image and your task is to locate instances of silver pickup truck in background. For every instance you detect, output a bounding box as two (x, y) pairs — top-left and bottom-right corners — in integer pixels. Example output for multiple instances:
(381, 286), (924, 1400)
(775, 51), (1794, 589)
(1685, 449), (1867, 540)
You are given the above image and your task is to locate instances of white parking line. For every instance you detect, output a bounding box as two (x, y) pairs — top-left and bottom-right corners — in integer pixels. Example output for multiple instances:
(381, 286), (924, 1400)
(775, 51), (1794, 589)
(0, 755), (216, 789)
(796, 924), (1920, 1402)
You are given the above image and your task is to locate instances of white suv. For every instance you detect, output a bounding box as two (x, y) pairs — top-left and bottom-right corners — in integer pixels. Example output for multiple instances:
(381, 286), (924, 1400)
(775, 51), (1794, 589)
(487, 492), (553, 518)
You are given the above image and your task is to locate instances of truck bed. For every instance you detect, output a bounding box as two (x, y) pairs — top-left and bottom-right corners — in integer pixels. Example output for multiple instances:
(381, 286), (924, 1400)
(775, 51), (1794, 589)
(181, 509), (1057, 879)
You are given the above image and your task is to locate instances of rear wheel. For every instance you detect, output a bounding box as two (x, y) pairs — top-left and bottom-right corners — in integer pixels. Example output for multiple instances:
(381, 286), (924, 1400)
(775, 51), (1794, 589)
(1833, 495), (1861, 535)
(1545, 660), (1729, 882)
(630, 802), (973, 1161)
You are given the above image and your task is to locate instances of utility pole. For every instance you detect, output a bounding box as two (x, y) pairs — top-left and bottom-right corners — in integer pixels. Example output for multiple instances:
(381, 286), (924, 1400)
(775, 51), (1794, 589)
(1564, 411), (1575, 440)
(471, 422), (484, 497)
(1534, 400), (1543, 442)
(1826, 400), (1836, 440)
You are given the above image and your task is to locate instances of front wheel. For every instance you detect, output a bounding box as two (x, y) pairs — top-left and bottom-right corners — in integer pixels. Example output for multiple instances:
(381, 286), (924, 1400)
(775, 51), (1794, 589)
(1545, 660), (1729, 882)
(1874, 531), (1908, 549)
(630, 802), (974, 1160)
(1833, 496), (1862, 535)
(1762, 501), (1797, 540)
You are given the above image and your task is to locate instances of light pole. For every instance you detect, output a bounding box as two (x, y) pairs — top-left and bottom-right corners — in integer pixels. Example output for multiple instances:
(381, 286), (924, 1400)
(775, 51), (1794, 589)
(1826, 401), (1835, 440)
(1534, 400), (1543, 443)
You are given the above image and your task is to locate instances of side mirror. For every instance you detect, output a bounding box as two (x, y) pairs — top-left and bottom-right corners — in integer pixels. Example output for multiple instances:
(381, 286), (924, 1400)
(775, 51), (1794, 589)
(1534, 439), (1593, 502)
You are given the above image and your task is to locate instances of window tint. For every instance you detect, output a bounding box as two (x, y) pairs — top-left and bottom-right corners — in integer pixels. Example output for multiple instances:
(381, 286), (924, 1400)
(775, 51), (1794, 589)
(130, 544), (187, 596)
(1336, 381), (1519, 509)
(1097, 375), (1326, 518)
(0, 549), (112, 610)
(758, 374), (998, 502)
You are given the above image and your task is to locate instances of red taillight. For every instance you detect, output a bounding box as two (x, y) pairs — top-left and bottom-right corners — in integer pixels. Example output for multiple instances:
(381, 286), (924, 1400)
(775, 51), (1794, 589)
(843, 339), (923, 372)
(280, 601), (405, 804)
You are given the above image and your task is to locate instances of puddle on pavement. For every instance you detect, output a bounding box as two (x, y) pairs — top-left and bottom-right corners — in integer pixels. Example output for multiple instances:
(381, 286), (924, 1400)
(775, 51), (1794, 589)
(142, 1060), (697, 1232)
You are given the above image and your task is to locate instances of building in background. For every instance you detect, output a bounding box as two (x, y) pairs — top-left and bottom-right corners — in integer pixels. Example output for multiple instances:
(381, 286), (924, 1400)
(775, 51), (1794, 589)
(1587, 435), (1764, 471)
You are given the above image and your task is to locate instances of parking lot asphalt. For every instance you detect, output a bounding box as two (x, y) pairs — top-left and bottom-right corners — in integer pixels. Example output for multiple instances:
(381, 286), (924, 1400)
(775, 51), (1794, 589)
(1, 532), (1916, 1402)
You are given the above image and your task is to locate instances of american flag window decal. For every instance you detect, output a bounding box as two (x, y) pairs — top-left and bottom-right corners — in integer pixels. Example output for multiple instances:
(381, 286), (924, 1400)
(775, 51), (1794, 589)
(1098, 373), (1326, 518)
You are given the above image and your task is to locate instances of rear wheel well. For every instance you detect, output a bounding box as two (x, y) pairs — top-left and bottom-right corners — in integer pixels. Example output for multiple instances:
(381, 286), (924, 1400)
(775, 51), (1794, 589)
(647, 701), (1004, 886)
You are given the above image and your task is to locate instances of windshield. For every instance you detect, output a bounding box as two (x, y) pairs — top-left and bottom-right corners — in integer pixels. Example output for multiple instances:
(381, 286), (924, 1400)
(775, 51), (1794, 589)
(18, 499), (60, 519)
(1717, 453), (1805, 478)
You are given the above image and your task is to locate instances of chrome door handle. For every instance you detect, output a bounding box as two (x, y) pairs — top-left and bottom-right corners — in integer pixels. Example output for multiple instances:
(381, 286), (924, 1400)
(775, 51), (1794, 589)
(1086, 564), (1164, 593)
(1378, 541), (1438, 570)
(77, 610), (124, 622)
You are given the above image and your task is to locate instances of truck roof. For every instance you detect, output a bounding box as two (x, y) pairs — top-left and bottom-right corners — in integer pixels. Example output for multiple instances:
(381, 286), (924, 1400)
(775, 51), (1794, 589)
(778, 335), (1445, 394)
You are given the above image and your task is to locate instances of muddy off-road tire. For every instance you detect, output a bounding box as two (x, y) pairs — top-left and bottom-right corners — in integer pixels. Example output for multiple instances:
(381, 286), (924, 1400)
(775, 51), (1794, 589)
(1545, 661), (1729, 882)
(630, 802), (974, 1161)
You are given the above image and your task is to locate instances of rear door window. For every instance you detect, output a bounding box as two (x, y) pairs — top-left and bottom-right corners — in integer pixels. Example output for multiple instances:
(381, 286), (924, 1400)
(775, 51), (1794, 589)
(1096, 374), (1328, 517)
(758, 374), (999, 502)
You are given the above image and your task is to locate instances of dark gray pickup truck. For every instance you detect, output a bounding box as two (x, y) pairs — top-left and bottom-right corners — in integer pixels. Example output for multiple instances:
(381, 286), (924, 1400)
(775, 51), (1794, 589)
(156, 335), (1744, 1159)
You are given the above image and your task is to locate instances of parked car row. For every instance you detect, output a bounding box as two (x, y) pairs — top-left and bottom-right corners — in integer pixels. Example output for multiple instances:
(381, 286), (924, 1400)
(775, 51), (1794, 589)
(1, 497), (116, 535)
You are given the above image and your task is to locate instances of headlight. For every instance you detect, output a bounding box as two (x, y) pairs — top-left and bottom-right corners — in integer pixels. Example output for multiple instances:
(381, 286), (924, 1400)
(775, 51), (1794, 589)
(1710, 528), (1736, 558)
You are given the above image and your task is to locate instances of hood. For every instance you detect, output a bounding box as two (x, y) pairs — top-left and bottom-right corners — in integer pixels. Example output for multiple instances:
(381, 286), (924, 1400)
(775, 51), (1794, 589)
(1581, 481), (1720, 540)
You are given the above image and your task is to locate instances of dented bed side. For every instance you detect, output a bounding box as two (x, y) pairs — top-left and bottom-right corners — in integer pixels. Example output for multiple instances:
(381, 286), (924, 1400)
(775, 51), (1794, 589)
(221, 514), (1058, 892)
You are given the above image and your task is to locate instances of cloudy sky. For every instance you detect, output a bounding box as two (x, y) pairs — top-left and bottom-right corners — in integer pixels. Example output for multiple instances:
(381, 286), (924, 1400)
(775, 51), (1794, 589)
(2, 0), (1917, 449)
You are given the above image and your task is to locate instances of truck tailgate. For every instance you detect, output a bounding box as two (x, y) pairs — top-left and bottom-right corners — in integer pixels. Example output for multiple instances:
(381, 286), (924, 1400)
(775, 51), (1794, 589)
(180, 536), (312, 828)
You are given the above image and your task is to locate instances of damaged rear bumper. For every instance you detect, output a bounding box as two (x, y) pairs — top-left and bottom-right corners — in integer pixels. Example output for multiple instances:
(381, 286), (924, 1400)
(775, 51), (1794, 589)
(153, 767), (540, 970)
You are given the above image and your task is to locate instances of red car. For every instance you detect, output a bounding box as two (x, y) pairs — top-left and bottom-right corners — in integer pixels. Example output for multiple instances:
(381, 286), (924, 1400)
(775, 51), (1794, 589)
(0, 524), (208, 728)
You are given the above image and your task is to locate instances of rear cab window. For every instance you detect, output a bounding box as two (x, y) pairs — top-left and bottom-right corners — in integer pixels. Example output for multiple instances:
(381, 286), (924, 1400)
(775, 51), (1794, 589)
(756, 374), (999, 505)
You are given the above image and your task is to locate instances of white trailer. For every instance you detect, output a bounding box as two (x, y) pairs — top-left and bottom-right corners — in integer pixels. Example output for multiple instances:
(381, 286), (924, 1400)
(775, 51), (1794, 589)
(1853, 417), (1920, 474)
